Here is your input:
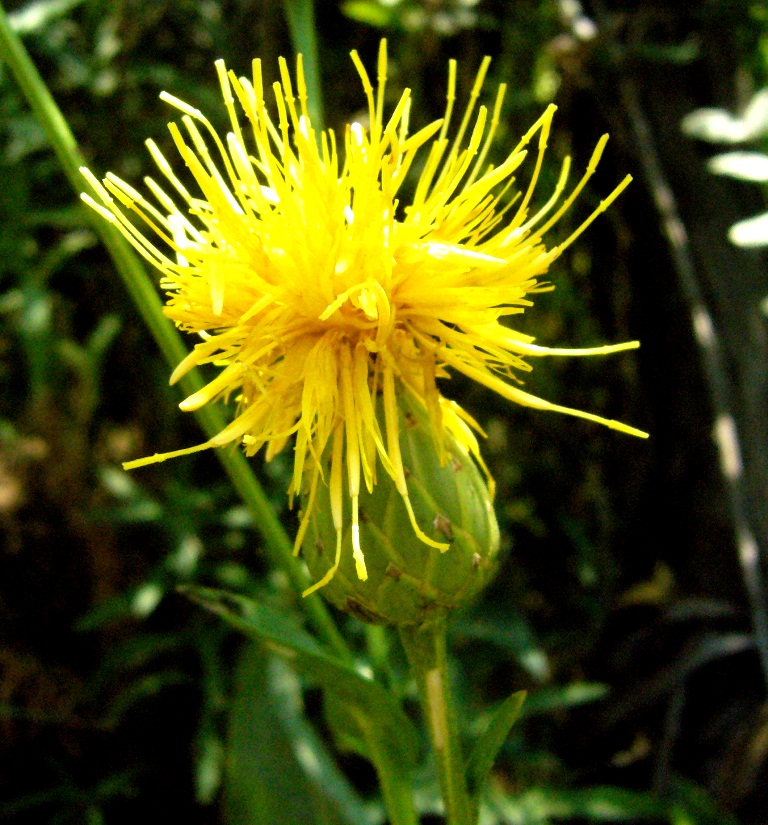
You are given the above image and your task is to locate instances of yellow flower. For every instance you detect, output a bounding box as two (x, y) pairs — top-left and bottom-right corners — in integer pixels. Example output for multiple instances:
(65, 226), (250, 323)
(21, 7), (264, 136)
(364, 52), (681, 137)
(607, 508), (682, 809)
(81, 41), (647, 596)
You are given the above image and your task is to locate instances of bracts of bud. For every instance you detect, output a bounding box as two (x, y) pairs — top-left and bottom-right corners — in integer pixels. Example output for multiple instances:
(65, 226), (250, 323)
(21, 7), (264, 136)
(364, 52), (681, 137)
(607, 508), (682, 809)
(300, 393), (500, 626)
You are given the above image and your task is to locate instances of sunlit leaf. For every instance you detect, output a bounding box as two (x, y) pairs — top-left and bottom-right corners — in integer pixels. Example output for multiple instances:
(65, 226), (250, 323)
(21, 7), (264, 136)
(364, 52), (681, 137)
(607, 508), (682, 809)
(729, 211), (768, 247)
(268, 657), (382, 824)
(7, 0), (85, 35)
(708, 151), (768, 182)
(454, 612), (551, 681)
(743, 89), (768, 138)
(341, 1), (395, 27)
(195, 730), (225, 805)
(682, 90), (768, 143)
(682, 108), (752, 143)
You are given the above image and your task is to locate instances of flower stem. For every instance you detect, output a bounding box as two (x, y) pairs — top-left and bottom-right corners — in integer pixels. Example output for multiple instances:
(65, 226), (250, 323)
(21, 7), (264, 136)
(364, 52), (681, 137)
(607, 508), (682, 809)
(399, 621), (474, 825)
(0, 2), (347, 659)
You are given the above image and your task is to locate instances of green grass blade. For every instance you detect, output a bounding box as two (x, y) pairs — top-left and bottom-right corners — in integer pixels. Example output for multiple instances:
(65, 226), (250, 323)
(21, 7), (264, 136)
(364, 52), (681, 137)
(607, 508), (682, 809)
(282, 0), (323, 129)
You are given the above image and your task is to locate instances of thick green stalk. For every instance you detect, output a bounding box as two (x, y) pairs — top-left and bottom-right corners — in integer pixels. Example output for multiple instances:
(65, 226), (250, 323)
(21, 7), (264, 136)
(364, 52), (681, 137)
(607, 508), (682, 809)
(399, 621), (474, 825)
(0, 2), (347, 660)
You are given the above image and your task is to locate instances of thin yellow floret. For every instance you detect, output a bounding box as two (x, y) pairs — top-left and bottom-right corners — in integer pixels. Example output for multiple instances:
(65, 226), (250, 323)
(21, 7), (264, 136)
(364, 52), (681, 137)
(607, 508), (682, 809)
(81, 41), (647, 596)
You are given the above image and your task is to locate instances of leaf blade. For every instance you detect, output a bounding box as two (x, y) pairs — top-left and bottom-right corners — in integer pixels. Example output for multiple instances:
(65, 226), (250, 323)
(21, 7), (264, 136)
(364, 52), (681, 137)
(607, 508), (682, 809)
(185, 585), (419, 771)
(467, 690), (526, 796)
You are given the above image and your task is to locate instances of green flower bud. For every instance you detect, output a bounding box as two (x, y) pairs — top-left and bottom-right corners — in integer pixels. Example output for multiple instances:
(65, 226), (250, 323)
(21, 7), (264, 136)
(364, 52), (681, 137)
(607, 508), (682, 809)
(300, 393), (500, 626)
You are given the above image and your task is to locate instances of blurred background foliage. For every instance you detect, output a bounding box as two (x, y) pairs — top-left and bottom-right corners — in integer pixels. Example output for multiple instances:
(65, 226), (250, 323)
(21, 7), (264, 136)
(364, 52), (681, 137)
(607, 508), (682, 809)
(1, 0), (768, 822)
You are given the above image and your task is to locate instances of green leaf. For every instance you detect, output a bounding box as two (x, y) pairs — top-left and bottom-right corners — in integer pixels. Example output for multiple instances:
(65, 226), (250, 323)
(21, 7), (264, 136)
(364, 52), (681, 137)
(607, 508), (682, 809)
(681, 90), (768, 143)
(540, 787), (663, 820)
(268, 656), (381, 824)
(324, 691), (371, 760)
(729, 211), (768, 247)
(486, 785), (666, 823)
(340, 1), (395, 27)
(483, 782), (738, 825)
(223, 643), (346, 825)
(520, 682), (609, 716)
(282, 0), (323, 128)
(668, 778), (740, 825)
(104, 671), (192, 726)
(185, 585), (419, 772)
(708, 151), (768, 182)
(466, 690), (526, 795)
(195, 729), (225, 805)
(454, 612), (551, 681)
(7, 0), (86, 36)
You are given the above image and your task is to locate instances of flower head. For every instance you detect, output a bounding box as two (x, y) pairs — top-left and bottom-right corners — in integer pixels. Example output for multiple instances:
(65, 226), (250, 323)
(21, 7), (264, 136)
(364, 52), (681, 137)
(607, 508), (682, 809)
(81, 42), (646, 595)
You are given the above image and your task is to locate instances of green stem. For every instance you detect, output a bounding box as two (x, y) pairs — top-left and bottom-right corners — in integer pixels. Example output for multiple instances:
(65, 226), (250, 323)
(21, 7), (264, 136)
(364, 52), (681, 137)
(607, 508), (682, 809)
(399, 621), (474, 825)
(0, 2), (347, 660)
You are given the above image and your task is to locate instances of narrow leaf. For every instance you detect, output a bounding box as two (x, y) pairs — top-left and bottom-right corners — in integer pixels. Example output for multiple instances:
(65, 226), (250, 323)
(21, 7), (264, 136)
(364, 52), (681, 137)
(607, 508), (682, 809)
(282, 0), (323, 128)
(708, 151), (768, 182)
(341, 1), (394, 26)
(224, 643), (344, 825)
(486, 785), (665, 822)
(681, 108), (751, 143)
(266, 657), (380, 824)
(729, 211), (768, 247)
(520, 682), (609, 716)
(467, 690), (526, 795)
(184, 585), (419, 770)
(324, 691), (371, 760)
(744, 89), (768, 137)
(681, 90), (768, 143)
